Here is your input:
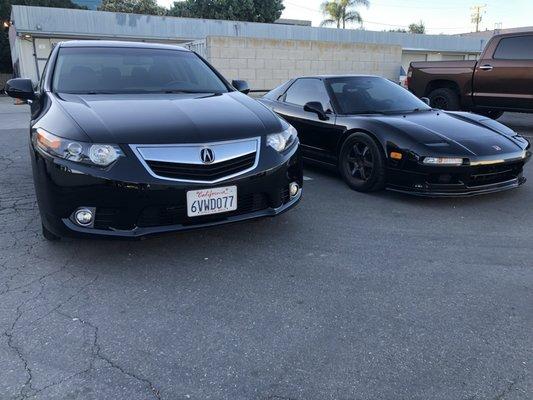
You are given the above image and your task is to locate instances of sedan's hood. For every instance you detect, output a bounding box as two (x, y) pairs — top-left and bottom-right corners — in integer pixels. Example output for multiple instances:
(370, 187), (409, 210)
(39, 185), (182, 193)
(54, 92), (283, 144)
(375, 111), (523, 156)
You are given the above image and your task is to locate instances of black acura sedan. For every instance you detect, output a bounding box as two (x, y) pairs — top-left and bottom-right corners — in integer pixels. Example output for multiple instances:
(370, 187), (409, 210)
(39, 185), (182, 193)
(5, 41), (302, 240)
(260, 75), (530, 196)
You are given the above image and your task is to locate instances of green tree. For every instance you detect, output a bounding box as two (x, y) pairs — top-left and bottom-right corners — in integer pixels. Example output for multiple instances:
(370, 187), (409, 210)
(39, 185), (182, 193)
(408, 20), (425, 34)
(98, 0), (165, 15)
(168, 0), (284, 23)
(320, 0), (368, 29)
(1, 0), (85, 73)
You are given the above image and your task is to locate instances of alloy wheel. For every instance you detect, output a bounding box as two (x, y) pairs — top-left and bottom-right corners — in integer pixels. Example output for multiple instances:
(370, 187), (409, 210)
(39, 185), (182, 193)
(346, 142), (374, 182)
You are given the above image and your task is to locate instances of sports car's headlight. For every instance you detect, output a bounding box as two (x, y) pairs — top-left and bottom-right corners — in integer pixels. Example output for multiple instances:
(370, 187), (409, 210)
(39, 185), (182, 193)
(423, 156), (464, 166)
(267, 125), (297, 152)
(33, 128), (123, 167)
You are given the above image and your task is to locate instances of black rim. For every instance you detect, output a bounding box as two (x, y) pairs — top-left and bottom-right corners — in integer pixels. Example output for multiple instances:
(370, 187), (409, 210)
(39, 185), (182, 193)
(432, 96), (448, 109)
(346, 142), (374, 182)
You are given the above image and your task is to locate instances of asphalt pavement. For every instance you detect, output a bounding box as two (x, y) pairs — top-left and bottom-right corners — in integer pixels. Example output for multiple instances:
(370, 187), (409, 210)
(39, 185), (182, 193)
(1, 98), (532, 400)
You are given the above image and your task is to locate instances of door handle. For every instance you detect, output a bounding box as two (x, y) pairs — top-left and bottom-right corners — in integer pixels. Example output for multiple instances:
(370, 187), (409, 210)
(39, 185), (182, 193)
(479, 64), (493, 71)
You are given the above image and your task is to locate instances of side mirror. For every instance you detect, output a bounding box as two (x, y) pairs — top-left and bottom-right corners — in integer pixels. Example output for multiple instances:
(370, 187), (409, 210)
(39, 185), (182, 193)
(232, 80), (250, 95)
(4, 78), (35, 101)
(304, 101), (329, 121)
(420, 97), (430, 106)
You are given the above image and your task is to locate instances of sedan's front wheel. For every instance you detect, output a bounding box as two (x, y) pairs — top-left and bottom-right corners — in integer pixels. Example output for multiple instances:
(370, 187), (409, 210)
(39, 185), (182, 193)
(42, 224), (61, 241)
(339, 132), (386, 192)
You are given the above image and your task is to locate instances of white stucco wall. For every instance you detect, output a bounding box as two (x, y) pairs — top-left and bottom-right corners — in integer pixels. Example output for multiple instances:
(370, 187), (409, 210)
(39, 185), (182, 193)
(206, 36), (403, 90)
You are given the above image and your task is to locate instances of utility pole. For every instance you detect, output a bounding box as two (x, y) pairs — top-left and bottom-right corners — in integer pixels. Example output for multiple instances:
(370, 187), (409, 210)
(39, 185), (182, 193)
(471, 4), (487, 32)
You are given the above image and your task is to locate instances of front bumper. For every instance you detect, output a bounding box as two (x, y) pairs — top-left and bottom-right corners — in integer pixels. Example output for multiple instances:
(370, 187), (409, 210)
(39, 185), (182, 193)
(386, 156), (530, 197)
(32, 143), (302, 238)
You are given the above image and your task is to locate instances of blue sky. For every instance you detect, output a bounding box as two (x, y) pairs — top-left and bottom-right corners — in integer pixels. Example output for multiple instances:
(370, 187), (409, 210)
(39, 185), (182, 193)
(159, 0), (533, 35)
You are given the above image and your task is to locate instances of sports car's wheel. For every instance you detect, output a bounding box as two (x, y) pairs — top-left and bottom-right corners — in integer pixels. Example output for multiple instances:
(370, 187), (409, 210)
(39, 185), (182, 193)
(427, 88), (460, 110)
(339, 132), (386, 192)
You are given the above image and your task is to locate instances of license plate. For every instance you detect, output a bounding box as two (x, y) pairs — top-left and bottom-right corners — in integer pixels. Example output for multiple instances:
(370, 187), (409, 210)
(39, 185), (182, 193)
(186, 186), (237, 217)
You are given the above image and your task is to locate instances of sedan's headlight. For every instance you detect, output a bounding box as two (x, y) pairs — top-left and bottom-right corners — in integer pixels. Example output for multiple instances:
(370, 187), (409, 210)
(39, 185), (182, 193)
(33, 128), (123, 167)
(423, 156), (464, 166)
(267, 125), (297, 152)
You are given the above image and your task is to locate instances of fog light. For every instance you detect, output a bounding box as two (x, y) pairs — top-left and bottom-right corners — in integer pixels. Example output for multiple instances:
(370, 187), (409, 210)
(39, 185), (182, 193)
(74, 208), (94, 226)
(289, 182), (300, 197)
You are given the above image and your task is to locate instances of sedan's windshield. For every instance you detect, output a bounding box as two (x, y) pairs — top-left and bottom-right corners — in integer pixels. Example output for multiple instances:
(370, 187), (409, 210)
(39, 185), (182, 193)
(326, 76), (431, 114)
(52, 47), (229, 94)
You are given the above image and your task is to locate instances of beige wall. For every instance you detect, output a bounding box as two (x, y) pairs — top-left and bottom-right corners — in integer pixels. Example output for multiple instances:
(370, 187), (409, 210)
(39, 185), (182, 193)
(206, 36), (402, 90)
(0, 73), (11, 90)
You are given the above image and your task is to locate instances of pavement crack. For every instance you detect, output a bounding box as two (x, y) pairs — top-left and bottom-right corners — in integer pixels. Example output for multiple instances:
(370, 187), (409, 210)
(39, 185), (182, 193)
(493, 377), (523, 400)
(55, 309), (162, 400)
(3, 330), (35, 400)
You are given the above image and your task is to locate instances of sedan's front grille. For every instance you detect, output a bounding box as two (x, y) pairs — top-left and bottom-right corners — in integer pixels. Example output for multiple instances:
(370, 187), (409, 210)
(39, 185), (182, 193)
(131, 138), (260, 183)
(146, 153), (256, 181)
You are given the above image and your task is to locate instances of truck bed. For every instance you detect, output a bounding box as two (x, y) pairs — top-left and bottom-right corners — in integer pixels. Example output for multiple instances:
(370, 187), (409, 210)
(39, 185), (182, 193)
(410, 60), (477, 69)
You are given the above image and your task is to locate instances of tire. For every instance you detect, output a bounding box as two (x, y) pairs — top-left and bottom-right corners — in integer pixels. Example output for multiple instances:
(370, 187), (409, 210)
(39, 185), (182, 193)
(427, 88), (460, 111)
(476, 109), (504, 120)
(42, 224), (61, 241)
(338, 132), (386, 192)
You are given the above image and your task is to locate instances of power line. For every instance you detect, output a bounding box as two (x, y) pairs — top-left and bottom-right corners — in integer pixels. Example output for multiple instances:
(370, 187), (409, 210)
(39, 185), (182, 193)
(470, 4), (487, 32)
(285, 0), (471, 11)
(284, 1), (471, 30)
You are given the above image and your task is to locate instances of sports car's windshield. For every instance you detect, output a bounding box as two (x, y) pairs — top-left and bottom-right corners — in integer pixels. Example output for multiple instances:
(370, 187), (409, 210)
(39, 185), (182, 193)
(326, 76), (431, 114)
(53, 47), (229, 94)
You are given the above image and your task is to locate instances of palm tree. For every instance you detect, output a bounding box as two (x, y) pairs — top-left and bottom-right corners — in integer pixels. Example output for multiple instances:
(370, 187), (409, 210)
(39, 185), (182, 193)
(320, 0), (369, 29)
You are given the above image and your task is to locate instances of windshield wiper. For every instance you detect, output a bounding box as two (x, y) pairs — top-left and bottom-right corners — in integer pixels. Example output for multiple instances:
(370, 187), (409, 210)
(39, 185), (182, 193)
(62, 90), (122, 95)
(409, 108), (433, 112)
(161, 90), (220, 94)
(351, 110), (385, 115)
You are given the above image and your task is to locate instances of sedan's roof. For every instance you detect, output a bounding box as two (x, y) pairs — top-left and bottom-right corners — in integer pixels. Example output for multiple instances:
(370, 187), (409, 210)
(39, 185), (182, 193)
(59, 40), (189, 51)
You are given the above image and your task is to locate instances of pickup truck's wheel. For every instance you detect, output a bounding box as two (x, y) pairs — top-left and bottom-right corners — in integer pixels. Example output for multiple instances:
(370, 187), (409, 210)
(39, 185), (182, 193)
(427, 88), (460, 110)
(339, 132), (386, 192)
(476, 109), (504, 120)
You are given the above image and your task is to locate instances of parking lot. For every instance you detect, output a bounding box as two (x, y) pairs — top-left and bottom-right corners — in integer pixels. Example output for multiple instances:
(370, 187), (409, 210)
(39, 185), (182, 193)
(1, 96), (532, 399)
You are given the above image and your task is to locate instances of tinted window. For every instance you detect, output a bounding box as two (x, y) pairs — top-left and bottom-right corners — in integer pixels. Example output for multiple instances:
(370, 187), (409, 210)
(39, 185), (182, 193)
(53, 47), (228, 94)
(493, 36), (533, 60)
(264, 80), (293, 101)
(284, 78), (332, 111)
(326, 76), (430, 114)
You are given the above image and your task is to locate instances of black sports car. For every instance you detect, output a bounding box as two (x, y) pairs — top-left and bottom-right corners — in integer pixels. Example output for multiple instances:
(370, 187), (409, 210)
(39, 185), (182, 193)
(4, 41), (302, 240)
(259, 75), (531, 196)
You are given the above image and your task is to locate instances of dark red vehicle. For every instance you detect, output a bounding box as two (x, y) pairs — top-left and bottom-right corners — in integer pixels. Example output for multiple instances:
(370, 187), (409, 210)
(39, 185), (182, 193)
(408, 32), (533, 119)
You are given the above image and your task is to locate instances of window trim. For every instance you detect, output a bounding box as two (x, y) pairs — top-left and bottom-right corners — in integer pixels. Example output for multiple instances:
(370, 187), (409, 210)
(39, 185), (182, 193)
(493, 35), (533, 61)
(280, 78), (336, 113)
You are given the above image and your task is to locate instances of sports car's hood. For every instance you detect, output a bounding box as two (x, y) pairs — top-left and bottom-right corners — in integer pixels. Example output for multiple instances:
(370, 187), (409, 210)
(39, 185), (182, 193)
(374, 111), (524, 156)
(53, 92), (283, 144)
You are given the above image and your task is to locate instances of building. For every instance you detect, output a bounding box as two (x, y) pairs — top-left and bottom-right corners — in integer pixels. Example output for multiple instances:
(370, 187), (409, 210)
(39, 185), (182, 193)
(274, 19), (313, 27)
(8, 5), (486, 89)
(72, 0), (102, 10)
(456, 26), (533, 41)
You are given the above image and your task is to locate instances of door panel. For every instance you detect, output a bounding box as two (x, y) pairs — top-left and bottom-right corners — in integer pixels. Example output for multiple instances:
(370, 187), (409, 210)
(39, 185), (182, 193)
(473, 35), (533, 110)
(272, 102), (340, 164)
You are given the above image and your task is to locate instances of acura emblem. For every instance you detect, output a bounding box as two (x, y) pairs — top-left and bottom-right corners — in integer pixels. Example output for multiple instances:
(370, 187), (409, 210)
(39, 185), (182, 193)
(492, 145), (502, 151)
(200, 148), (215, 164)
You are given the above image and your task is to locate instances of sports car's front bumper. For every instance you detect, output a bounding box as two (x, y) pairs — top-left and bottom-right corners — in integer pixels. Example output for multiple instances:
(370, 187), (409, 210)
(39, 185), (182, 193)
(386, 155), (530, 197)
(32, 142), (303, 238)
